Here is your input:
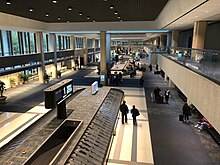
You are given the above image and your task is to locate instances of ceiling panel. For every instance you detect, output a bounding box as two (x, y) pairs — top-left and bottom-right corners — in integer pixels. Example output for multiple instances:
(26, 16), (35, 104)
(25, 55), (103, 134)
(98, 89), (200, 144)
(0, 0), (168, 23)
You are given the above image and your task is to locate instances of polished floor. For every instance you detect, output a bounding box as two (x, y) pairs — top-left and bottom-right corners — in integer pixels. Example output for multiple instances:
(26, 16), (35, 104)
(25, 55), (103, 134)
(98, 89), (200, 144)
(0, 57), (219, 165)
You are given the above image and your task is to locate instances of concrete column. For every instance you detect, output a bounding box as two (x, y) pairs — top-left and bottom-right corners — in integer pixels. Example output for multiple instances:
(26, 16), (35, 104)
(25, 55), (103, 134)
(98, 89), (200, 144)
(171, 30), (179, 48)
(160, 35), (166, 47)
(167, 32), (172, 47)
(100, 31), (107, 85)
(106, 33), (111, 63)
(70, 36), (76, 68)
(83, 37), (88, 66)
(49, 33), (57, 78)
(171, 30), (179, 54)
(36, 32), (45, 83)
(92, 38), (96, 62)
(191, 21), (207, 59)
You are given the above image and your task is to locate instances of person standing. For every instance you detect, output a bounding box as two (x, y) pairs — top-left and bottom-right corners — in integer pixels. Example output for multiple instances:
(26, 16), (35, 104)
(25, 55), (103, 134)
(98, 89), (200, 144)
(120, 100), (129, 124)
(139, 76), (144, 87)
(131, 105), (140, 125)
(164, 89), (170, 104)
(148, 64), (152, 72)
(182, 102), (191, 123)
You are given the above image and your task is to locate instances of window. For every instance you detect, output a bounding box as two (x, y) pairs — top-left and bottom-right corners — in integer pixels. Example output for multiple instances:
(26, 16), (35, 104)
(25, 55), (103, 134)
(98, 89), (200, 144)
(12, 31), (20, 55)
(30, 32), (36, 53)
(76, 37), (84, 48)
(66, 36), (71, 49)
(87, 39), (92, 48)
(95, 39), (100, 47)
(23, 32), (30, 54)
(43, 33), (49, 52)
(6, 31), (13, 56)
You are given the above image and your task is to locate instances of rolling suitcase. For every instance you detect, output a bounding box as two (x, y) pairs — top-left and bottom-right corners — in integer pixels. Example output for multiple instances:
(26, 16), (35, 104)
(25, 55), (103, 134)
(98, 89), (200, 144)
(179, 114), (183, 121)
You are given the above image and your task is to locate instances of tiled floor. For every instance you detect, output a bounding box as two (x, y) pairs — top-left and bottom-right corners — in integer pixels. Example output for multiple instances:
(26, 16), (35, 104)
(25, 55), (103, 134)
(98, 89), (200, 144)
(108, 87), (154, 165)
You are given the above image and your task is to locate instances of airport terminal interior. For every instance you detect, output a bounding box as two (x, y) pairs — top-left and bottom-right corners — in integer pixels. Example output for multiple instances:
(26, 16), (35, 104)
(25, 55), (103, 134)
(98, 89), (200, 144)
(0, 0), (220, 164)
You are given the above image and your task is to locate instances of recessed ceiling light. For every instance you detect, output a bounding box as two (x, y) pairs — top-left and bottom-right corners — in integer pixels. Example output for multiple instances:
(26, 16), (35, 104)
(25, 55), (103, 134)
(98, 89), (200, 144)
(120, 19), (123, 22)
(118, 15), (120, 19)
(110, 5), (114, 9)
(6, 0), (11, 5)
(29, 8), (34, 12)
(87, 16), (90, 20)
(79, 12), (82, 16)
(93, 19), (96, 23)
(67, 20), (70, 23)
(68, 7), (72, 11)
(58, 17), (61, 20)
(104, 0), (107, 1)
(114, 11), (118, 15)
(46, 13), (49, 17)
(52, 0), (57, 3)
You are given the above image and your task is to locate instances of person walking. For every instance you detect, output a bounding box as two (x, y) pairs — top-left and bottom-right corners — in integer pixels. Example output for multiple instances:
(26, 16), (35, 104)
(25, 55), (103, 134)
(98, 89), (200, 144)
(182, 102), (191, 123)
(131, 105), (140, 125)
(139, 76), (144, 87)
(164, 89), (170, 104)
(120, 100), (129, 124)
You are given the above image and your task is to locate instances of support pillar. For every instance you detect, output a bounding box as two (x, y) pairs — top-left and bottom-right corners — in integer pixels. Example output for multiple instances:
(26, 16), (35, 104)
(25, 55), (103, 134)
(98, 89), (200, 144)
(100, 31), (107, 85)
(83, 37), (88, 66)
(36, 32), (45, 83)
(171, 30), (179, 54)
(191, 21), (207, 59)
(70, 36), (76, 69)
(49, 33), (57, 78)
(92, 38), (96, 62)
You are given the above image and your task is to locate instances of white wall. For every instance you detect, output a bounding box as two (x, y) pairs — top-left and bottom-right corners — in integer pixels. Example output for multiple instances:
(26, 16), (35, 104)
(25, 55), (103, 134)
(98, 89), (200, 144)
(158, 55), (220, 133)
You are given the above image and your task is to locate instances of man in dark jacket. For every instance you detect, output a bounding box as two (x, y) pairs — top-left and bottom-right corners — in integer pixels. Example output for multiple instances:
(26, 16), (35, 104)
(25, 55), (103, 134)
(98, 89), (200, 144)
(131, 105), (140, 125)
(182, 102), (191, 123)
(120, 100), (129, 124)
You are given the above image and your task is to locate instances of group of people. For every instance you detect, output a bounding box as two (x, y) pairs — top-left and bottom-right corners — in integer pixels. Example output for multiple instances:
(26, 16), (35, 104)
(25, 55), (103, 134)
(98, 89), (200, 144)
(152, 87), (170, 104)
(120, 101), (140, 125)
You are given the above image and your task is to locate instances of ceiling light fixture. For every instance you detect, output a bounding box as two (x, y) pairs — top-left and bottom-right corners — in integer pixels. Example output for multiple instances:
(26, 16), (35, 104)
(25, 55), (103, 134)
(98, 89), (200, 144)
(93, 19), (96, 23)
(87, 16), (90, 20)
(104, 0), (107, 1)
(29, 8), (34, 12)
(52, 0), (57, 3)
(110, 5), (114, 9)
(68, 7), (72, 11)
(79, 12), (82, 16)
(120, 19), (123, 22)
(46, 13), (49, 17)
(58, 17), (61, 20)
(67, 20), (70, 23)
(117, 15), (120, 19)
(6, 0), (11, 5)
(114, 11), (118, 15)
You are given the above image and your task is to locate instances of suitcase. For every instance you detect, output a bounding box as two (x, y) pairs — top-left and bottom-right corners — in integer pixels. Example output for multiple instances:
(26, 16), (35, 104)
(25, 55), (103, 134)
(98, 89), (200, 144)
(179, 114), (183, 121)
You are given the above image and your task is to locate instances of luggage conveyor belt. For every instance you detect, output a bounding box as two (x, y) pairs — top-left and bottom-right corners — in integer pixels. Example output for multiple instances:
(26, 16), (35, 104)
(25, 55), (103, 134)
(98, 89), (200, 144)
(65, 88), (124, 165)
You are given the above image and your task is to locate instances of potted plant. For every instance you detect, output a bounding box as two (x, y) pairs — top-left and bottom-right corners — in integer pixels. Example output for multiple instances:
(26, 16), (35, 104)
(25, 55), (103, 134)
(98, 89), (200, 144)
(0, 80), (7, 103)
(9, 77), (16, 87)
(18, 73), (29, 84)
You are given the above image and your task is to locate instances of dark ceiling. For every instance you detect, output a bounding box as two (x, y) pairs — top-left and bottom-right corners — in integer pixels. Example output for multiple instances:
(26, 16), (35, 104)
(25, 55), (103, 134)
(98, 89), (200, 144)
(0, 0), (168, 23)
